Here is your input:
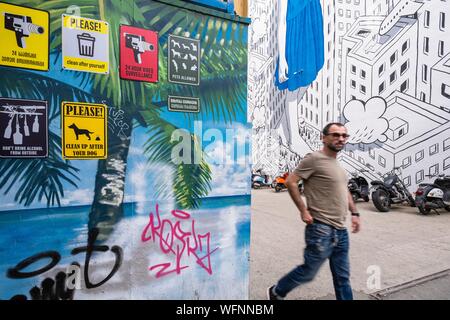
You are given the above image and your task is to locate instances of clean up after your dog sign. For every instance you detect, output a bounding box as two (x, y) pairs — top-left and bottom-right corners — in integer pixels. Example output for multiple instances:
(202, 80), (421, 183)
(62, 101), (107, 159)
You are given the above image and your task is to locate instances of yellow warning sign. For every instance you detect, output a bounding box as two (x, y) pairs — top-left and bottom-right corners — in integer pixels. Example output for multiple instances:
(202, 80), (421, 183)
(62, 15), (109, 74)
(62, 102), (107, 159)
(0, 2), (49, 71)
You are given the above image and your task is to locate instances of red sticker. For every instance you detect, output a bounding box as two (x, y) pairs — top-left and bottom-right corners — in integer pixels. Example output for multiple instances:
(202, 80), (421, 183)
(120, 25), (158, 82)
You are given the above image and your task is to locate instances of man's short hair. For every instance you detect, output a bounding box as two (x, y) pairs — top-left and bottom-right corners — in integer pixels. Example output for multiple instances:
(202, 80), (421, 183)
(322, 122), (346, 136)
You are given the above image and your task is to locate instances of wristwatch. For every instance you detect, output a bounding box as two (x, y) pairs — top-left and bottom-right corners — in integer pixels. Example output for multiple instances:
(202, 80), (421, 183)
(351, 212), (360, 217)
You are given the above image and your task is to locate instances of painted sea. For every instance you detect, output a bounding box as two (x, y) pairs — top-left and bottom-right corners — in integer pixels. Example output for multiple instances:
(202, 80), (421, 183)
(0, 195), (250, 300)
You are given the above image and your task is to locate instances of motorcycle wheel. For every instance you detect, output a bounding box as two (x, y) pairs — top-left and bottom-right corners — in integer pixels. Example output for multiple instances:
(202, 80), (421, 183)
(408, 196), (416, 207)
(275, 185), (281, 192)
(418, 204), (431, 215)
(372, 189), (391, 212)
(445, 206), (450, 212)
(252, 183), (261, 190)
(351, 193), (358, 202)
(364, 195), (370, 202)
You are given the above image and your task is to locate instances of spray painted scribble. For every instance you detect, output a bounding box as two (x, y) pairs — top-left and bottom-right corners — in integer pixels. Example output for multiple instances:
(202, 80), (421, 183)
(141, 204), (219, 278)
(343, 97), (389, 144)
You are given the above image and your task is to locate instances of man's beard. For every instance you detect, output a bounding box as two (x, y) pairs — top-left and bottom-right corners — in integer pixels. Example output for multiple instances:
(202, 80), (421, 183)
(327, 142), (344, 152)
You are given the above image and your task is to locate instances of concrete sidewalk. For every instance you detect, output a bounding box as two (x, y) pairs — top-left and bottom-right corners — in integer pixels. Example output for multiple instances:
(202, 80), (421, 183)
(249, 189), (450, 300)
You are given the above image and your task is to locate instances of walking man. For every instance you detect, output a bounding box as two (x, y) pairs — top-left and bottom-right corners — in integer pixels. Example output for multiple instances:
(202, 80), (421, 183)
(267, 122), (361, 300)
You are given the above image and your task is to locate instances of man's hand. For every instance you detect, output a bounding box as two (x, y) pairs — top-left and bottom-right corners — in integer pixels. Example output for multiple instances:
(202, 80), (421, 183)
(351, 216), (361, 233)
(301, 209), (313, 225)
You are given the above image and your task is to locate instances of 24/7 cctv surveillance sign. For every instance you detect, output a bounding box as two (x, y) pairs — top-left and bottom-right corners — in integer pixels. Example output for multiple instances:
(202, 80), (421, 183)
(0, 2), (49, 71)
(62, 14), (109, 74)
(120, 25), (158, 83)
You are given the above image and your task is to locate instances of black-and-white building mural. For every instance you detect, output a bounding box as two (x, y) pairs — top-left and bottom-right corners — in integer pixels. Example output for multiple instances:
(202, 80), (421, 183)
(249, 0), (450, 191)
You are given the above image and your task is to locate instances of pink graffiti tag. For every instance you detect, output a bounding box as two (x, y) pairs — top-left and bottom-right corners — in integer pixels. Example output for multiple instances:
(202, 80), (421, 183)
(141, 204), (219, 278)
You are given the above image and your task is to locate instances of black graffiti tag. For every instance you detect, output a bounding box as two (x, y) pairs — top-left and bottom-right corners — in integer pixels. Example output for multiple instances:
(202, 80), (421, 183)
(6, 228), (123, 300)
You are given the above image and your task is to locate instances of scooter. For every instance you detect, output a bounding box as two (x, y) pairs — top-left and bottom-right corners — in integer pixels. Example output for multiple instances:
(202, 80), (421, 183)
(274, 173), (289, 192)
(273, 172), (304, 193)
(415, 174), (450, 215)
(252, 174), (272, 189)
(348, 170), (370, 202)
(370, 167), (415, 212)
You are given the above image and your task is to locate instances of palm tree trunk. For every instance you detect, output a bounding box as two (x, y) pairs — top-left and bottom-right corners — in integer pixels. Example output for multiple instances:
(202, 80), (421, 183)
(88, 112), (133, 242)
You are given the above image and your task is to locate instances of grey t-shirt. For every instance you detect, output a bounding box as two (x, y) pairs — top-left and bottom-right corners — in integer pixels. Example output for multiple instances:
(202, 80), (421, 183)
(293, 151), (349, 229)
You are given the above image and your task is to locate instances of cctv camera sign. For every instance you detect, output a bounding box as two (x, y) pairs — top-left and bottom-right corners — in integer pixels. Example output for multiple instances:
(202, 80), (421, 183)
(0, 2), (49, 71)
(120, 25), (158, 82)
(62, 102), (107, 160)
(62, 15), (109, 74)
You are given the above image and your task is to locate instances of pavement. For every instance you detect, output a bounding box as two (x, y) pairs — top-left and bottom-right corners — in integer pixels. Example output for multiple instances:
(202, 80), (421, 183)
(249, 188), (450, 300)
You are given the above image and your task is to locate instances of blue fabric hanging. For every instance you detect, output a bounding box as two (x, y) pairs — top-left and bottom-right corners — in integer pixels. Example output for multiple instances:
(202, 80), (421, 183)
(275, 0), (325, 91)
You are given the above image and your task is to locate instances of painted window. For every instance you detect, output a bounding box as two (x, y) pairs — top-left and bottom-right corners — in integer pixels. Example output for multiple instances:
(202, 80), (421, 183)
(400, 60), (409, 75)
(400, 79), (409, 93)
(402, 156), (411, 168)
(402, 40), (410, 55)
(416, 170), (424, 183)
(378, 63), (385, 76)
(444, 137), (450, 151)
(420, 92), (426, 102)
(379, 81), (385, 94)
(429, 164), (439, 176)
(438, 41), (445, 57)
(444, 157), (450, 171)
(440, 12), (446, 30)
(390, 71), (397, 84)
(415, 150), (424, 162)
(378, 155), (386, 168)
(422, 64), (428, 83)
(423, 37), (430, 54)
(360, 70), (366, 79)
(424, 10), (430, 28)
(429, 143), (439, 156)
(403, 176), (411, 187)
(390, 51), (397, 66)
(360, 85), (366, 94)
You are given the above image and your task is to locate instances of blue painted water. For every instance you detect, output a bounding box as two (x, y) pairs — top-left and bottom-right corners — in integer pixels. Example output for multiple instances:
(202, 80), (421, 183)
(0, 195), (250, 299)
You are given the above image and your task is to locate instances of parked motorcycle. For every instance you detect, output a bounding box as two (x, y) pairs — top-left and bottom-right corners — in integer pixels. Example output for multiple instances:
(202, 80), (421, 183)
(348, 170), (370, 202)
(415, 174), (450, 215)
(370, 167), (415, 212)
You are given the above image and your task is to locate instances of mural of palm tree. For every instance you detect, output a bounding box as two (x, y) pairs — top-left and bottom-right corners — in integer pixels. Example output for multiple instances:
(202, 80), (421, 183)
(0, 0), (248, 241)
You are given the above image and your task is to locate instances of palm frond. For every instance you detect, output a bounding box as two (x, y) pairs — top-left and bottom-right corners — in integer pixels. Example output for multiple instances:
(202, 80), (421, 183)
(141, 110), (212, 209)
(0, 132), (79, 207)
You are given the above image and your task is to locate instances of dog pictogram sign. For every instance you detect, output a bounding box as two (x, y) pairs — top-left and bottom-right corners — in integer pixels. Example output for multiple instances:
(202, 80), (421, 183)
(0, 2), (49, 71)
(62, 101), (107, 159)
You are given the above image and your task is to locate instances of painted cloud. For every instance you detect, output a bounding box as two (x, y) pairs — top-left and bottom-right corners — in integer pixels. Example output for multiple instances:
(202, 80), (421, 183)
(343, 97), (389, 144)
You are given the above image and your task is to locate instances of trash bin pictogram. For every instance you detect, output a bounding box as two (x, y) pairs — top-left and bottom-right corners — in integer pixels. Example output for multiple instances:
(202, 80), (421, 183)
(77, 33), (96, 57)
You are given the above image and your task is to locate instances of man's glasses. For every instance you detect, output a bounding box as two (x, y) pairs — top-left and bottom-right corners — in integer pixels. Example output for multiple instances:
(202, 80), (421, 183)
(325, 132), (350, 139)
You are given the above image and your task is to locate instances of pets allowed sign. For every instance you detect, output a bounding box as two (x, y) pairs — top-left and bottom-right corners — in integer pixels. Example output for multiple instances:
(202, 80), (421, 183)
(62, 101), (107, 159)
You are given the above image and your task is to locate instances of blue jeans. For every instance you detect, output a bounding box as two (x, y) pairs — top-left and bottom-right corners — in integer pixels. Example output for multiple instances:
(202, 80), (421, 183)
(274, 221), (353, 300)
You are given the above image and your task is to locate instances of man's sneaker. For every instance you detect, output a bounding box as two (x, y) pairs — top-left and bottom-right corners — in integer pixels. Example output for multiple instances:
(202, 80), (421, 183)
(266, 285), (283, 300)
